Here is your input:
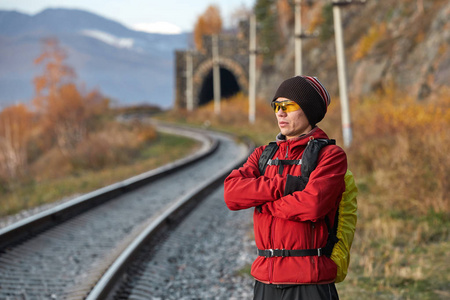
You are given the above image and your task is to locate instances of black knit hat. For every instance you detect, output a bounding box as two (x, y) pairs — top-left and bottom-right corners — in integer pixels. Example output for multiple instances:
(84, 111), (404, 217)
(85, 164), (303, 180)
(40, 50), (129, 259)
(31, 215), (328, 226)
(272, 76), (331, 126)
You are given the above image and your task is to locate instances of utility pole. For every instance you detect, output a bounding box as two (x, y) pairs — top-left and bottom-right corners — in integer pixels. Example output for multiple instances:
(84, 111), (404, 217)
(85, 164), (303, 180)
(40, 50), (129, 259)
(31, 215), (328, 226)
(295, 0), (303, 75)
(332, 1), (352, 147)
(185, 49), (193, 111)
(212, 34), (221, 115)
(331, 0), (365, 148)
(249, 14), (256, 124)
(295, 0), (317, 76)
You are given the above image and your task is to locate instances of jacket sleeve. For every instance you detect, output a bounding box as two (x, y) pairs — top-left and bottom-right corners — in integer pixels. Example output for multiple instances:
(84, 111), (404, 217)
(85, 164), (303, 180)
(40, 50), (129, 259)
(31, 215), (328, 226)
(223, 146), (286, 211)
(261, 145), (347, 222)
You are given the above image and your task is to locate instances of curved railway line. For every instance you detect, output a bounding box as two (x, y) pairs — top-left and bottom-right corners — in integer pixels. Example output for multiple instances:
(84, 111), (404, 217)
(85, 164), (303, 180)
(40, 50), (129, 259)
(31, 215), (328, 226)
(0, 123), (253, 299)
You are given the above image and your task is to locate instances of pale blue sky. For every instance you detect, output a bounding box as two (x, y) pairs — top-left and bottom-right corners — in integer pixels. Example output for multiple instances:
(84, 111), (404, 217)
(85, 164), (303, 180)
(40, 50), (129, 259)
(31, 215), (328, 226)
(0, 0), (255, 33)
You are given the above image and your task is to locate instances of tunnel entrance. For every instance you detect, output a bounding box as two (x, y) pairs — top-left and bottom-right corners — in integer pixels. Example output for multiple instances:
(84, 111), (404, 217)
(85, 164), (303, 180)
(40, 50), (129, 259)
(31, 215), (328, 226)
(198, 67), (241, 106)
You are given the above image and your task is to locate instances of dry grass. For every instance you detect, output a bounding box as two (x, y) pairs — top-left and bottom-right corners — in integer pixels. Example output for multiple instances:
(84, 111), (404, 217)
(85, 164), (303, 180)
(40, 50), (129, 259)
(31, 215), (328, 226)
(162, 92), (279, 146)
(162, 90), (450, 299)
(335, 86), (450, 299)
(0, 120), (201, 217)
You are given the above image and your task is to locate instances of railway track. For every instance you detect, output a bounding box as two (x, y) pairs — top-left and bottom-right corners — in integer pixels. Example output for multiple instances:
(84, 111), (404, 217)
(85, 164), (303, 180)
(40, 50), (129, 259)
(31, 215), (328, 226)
(0, 123), (252, 299)
(105, 186), (255, 300)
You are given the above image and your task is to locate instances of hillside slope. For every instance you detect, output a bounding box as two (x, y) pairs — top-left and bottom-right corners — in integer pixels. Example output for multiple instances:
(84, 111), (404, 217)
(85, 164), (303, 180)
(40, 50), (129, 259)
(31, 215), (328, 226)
(257, 0), (449, 102)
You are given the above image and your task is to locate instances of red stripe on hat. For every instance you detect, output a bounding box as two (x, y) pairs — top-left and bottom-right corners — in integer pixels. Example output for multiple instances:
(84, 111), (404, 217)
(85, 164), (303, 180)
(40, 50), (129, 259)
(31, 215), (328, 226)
(303, 76), (330, 111)
(305, 76), (329, 105)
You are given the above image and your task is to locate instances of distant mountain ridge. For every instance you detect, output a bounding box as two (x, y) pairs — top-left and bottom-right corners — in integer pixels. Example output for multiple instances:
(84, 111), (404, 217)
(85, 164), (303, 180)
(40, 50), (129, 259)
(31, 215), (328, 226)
(0, 8), (189, 109)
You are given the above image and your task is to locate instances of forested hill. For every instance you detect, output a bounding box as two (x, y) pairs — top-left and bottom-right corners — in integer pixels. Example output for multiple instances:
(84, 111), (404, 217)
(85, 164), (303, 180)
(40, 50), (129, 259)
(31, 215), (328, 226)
(255, 0), (450, 102)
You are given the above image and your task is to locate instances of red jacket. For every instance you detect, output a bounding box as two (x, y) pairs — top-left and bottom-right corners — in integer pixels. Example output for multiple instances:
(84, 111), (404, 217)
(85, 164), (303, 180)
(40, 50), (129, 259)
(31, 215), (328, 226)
(224, 127), (347, 284)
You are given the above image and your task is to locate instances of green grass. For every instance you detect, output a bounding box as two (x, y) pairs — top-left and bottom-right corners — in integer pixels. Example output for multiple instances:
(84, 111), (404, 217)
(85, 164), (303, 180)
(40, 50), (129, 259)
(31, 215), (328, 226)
(0, 132), (200, 217)
(235, 264), (252, 277)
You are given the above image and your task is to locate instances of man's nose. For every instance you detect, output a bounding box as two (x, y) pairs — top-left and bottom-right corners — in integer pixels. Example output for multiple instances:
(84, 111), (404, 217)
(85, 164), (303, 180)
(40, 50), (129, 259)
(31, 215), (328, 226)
(276, 109), (287, 116)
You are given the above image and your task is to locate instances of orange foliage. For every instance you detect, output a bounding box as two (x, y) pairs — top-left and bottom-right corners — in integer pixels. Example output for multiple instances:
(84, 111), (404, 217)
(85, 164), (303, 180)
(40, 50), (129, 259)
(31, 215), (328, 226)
(353, 22), (387, 61)
(277, 0), (294, 36)
(347, 85), (450, 215)
(33, 38), (76, 111)
(278, 0), (292, 19)
(193, 5), (223, 51)
(0, 104), (33, 179)
(308, 5), (325, 33)
(32, 38), (109, 157)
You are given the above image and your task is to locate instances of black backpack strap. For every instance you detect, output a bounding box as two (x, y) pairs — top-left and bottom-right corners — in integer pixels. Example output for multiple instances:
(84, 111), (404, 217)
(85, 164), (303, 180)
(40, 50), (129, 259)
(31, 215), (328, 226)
(270, 159), (302, 175)
(301, 138), (339, 257)
(258, 142), (278, 175)
(267, 159), (302, 166)
(322, 210), (340, 256)
(301, 139), (335, 177)
(259, 139), (335, 176)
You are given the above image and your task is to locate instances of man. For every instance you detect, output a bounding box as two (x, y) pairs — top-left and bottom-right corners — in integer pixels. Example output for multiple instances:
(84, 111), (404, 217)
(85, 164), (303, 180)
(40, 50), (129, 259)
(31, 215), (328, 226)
(224, 76), (347, 300)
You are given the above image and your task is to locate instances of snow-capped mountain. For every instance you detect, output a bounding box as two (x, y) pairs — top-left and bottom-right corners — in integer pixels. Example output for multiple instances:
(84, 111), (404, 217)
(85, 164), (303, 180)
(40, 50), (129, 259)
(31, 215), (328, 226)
(0, 8), (189, 109)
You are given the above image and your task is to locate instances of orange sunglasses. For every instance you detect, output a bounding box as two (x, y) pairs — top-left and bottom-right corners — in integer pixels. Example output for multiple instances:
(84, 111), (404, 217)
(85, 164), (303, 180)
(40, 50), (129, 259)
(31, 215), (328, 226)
(271, 100), (301, 113)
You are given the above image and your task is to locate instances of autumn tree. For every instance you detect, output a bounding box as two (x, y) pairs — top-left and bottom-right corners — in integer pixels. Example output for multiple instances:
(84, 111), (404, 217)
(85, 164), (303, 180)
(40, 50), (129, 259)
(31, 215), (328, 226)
(0, 104), (33, 181)
(33, 38), (109, 157)
(230, 5), (252, 30)
(193, 5), (223, 52)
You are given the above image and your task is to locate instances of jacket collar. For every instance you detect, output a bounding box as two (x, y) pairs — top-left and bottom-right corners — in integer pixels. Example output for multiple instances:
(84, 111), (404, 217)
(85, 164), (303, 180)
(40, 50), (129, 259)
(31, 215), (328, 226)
(276, 127), (329, 146)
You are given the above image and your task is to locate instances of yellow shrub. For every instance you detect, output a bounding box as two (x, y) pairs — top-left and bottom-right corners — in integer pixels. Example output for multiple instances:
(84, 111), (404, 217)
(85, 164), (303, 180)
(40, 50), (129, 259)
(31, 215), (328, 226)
(350, 85), (450, 215)
(353, 22), (387, 61)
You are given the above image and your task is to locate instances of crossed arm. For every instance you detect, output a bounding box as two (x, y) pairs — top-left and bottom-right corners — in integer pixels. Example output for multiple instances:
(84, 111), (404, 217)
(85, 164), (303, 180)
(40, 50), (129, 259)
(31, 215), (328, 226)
(223, 145), (347, 222)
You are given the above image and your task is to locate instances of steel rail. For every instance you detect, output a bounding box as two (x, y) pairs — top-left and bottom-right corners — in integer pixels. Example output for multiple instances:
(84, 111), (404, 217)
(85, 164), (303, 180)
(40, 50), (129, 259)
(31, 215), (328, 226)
(0, 124), (219, 250)
(86, 135), (254, 299)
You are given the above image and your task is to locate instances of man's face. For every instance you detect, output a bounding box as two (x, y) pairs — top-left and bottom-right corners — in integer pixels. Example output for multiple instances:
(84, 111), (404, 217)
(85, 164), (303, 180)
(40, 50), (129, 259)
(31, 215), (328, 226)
(273, 97), (312, 140)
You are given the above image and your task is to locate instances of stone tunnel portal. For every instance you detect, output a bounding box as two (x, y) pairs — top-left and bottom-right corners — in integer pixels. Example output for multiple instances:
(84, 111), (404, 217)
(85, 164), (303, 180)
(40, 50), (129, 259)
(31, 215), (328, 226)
(197, 67), (241, 106)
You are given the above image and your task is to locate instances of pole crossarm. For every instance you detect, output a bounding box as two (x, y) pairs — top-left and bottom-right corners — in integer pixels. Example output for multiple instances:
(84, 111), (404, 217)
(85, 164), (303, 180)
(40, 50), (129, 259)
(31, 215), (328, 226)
(332, 0), (366, 6)
(295, 32), (319, 39)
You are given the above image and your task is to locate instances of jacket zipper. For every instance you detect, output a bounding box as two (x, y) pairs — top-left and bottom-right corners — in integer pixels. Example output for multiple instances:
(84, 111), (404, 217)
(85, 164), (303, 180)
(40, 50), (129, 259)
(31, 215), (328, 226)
(269, 145), (285, 283)
(269, 218), (276, 283)
(282, 144), (289, 175)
